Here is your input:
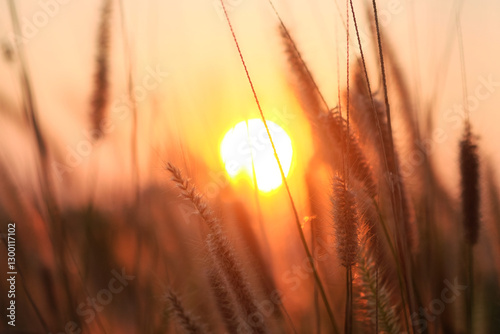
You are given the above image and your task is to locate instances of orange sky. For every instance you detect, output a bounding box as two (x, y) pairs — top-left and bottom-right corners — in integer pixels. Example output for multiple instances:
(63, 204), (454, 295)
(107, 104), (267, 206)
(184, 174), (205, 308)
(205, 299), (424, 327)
(1, 0), (499, 205)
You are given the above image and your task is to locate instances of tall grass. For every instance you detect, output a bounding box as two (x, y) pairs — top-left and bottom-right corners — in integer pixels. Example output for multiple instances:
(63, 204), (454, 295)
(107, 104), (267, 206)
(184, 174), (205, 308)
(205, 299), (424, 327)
(1, 1), (499, 333)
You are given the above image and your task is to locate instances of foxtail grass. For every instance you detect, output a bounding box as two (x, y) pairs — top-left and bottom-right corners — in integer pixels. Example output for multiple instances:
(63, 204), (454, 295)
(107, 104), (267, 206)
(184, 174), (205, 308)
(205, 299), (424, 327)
(280, 24), (376, 198)
(325, 111), (377, 198)
(460, 124), (480, 333)
(167, 163), (268, 334)
(456, 11), (480, 330)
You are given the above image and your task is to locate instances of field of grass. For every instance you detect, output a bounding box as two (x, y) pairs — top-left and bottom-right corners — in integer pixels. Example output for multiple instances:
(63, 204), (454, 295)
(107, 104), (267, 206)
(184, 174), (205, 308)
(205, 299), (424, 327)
(1, 0), (499, 333)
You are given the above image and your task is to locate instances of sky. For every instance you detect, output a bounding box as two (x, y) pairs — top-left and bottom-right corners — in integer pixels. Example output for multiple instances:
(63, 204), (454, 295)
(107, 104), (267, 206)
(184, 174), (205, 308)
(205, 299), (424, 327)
(0, 0), (499, 206)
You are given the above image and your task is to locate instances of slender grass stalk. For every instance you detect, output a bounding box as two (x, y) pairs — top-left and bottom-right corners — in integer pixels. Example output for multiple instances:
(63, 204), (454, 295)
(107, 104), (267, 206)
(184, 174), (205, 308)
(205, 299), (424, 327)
(370, 1), (416, 331)
(312, 227), (321, 334)
(335, 9), (343, 126)
(333, 20), (348, 334)
(375, 255), (379, 333)
(246, 120), (272, 260)
(349, 0), (388, 175)
(218, 2), (339, 333)
(305, 165), (323, 334)
(6, 0), (60, 229)
(367, 11), (421, 253)
(6, 1), (47, 159)
(344, 3), (353, 331)
(370, 0), (392, 142)
(345, 0), (350, 180)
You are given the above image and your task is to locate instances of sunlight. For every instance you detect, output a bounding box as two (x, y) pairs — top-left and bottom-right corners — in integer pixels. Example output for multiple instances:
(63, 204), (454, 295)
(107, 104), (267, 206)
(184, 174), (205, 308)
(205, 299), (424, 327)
(220, 119), (293, 192)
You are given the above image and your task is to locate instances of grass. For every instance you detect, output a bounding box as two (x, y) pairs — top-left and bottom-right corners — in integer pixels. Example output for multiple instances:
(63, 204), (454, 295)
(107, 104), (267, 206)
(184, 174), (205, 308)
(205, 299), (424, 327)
(0, 0), (499, 333)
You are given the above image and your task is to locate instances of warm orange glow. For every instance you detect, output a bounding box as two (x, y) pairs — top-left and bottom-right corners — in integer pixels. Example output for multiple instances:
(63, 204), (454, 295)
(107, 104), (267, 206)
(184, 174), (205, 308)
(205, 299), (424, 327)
(220, 119), (293, 192)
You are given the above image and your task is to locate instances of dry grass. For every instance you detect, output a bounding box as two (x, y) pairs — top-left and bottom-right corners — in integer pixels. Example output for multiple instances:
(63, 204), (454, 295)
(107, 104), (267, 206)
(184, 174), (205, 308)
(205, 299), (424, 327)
(0, 1), (499, 333)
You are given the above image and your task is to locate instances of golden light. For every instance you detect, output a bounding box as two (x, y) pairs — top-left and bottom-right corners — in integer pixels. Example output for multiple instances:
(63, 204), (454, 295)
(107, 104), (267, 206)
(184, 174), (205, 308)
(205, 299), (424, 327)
(220, 119), (293, 192)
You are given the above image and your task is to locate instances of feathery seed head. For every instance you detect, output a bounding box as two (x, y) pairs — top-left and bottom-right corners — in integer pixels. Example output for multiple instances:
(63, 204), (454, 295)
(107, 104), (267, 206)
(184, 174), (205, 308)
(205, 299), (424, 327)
(332, 175), (360, 267)
(166, 163), (217, 228)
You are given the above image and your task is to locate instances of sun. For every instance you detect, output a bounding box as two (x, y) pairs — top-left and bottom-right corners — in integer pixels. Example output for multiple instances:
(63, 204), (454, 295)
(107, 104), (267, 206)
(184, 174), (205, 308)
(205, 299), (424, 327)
(220, 119), (293, 192)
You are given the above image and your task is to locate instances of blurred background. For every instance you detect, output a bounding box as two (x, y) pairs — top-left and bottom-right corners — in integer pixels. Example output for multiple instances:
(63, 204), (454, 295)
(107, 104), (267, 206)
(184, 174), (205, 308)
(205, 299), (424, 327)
(1, 0), (499, 204)
(1, 0), (500, 332)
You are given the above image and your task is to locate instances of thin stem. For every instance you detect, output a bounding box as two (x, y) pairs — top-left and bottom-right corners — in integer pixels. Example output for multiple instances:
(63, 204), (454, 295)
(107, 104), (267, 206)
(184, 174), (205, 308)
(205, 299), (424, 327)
(370, 0), (392, 140)
(347, 3), (382, 330)
(344, 0), (350, 182)
(466, 243), (474, 333)
(344, 4), (352, 332)
(376, 264), (379, 333)
(345, 265), (353, 334)
(247, 121), (272, 258)
(306, 163), (323, 334)
(311, 216), (321, 334)
(370, 1), (415, 331)
(456, 12), (469, 125)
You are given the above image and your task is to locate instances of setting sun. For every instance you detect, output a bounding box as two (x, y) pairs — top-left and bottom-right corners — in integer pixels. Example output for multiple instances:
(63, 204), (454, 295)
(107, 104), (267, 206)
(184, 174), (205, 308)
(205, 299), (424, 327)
(3, 1), (500, 332)
(220, 119), (293, 192)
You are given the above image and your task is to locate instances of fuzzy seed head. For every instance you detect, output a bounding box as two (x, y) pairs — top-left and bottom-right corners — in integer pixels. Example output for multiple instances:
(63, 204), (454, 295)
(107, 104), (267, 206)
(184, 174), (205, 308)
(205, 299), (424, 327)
(332, 176), (360, 267)
(460, 126), (480, 245)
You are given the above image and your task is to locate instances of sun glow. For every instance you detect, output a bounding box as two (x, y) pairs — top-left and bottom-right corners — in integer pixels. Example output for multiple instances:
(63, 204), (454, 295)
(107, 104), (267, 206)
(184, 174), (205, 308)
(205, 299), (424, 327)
(220, 119), (293, 192)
